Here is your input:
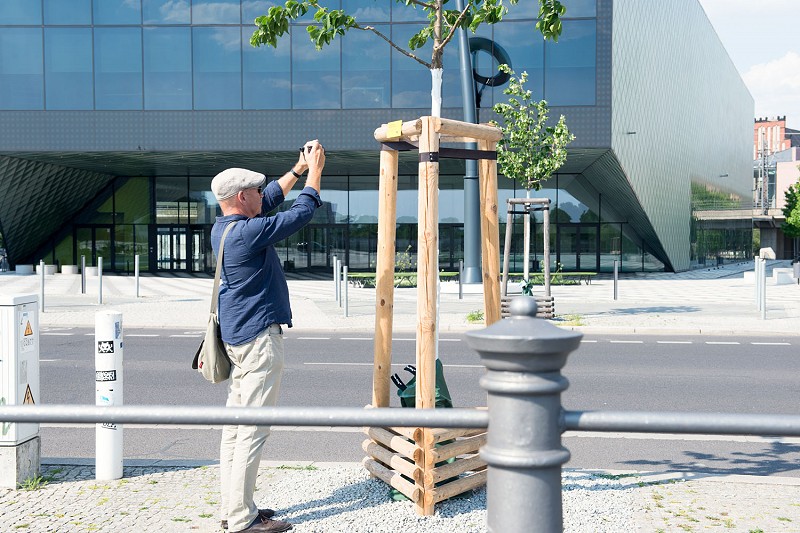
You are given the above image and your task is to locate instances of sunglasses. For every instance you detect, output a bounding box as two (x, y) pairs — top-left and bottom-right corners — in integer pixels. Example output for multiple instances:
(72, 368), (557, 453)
(257, 186), (263, 194)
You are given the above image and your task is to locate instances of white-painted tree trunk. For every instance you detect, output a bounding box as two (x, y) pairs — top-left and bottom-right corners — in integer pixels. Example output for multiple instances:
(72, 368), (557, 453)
(430, 68), (443, 118)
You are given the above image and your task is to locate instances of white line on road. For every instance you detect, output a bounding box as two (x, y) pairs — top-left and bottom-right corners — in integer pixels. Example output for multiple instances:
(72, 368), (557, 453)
(127, 334), (159, 337)
(42, 333), (74, 336)
(40, 359), (60, 362)
(609, 340), (643, 344)
(170, 334), (201, 338)
(297, 337), (331, 340)
(706, 341), (740, 345)
(656, 341), (693, 344)
(340, 337), (371, 341)
(751, 342), (791, 346)
(580, 340), (598, 343)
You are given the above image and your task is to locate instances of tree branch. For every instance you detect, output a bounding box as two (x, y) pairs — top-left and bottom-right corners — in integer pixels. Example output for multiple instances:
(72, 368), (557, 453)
(435, 4), (470, 52)
(405, 0), (437, 9)
(355, 24), (433, 69)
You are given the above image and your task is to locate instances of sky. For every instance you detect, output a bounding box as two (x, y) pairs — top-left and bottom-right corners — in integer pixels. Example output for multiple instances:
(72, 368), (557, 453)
(697, 0), (800, 129)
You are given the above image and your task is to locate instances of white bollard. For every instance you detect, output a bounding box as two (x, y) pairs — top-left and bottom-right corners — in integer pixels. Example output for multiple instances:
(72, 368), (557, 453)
(332, 255), (338, 301)
(39, 260), (45, 312)
(98, 257), (104, 305)
(343, 265), (349, 317)
(134, 255), (140, 298)
(335, 258), (341, 304)
(95, 310), (123, 480)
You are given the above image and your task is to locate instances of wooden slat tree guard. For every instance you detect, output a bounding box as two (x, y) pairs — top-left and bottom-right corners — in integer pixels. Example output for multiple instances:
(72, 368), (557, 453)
(363, 116), (502, 516)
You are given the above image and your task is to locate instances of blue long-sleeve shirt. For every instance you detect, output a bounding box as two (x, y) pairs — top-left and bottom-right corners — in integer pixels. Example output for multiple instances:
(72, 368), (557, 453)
(210, 181), (321, 345)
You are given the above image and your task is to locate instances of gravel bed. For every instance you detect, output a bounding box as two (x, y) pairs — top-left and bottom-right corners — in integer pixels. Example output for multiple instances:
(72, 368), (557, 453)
(257, 466), (637, 532)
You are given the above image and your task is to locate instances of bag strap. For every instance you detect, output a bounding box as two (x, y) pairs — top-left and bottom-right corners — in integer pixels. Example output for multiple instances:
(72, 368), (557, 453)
(210, 221), (238, 314)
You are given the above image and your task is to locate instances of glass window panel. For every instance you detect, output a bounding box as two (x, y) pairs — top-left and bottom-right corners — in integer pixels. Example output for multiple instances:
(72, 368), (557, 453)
(557, 174), (598, 222)
(243, 1), (276, 24)
(342, 25), (390, 108)
(562, 0), (596, 18)
(134, 225), (150, 270)
(143, 0), (190, 24)
(0, 28), (44, 110)
(44, 0), (91, 25)
(54, 233), (74, 269)
(44, 28), (93, 110)
(439, 174), (464, 223)
(392, 2), (426, 21)
(599, 222), (620, 272)
(347, 223), (375, 270)
(144, 27), (192, 110)
(193, 27), (241, 110)
(189, 176), (217, 224)
(192, 0), (240, 24)
(544, 19), (595, 106)
(242, 27), (291, 109)
(76, 192), (115, 223)
(490, 22), (544, 105)
(504, 1), (537, 19)
(156, 177), (188, 224)
(292, 26), (340, 109)
(396, 175), (418, 223)
(620, 228), (641, 272)
(348, 175), (379, 223)
(93, 0), (141, 24)
(343, 0), (389, 22)
(95, 28), (143, 110)
(115, 177), (152, 224)
(115, 224), (134, 272)
(314, 176), (348, 223)
(391, 24), (430, 108)
(0, 1), (41, 24)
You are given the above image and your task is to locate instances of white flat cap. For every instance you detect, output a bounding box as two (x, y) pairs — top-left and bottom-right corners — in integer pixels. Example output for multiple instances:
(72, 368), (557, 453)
(211, 168), (266, 200)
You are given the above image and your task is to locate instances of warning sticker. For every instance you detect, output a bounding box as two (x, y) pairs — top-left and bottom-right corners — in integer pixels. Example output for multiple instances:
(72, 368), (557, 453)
(24, 322), (33, 336)
(97, 341), (115, 354)
(23, 384), (35, 405)
(19, 312), (35, 354)
(96, 370), (117, 382)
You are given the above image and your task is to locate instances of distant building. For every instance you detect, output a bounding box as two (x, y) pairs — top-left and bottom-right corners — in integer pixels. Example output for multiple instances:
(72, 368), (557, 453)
(754, 116), (800, 160)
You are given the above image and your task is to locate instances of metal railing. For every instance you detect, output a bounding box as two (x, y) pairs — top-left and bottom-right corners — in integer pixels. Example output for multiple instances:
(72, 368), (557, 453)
(4, 296), (800, 532)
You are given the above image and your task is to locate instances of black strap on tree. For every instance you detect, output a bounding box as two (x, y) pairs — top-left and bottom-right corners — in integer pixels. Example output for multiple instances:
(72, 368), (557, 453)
(381, 141), (496, 162)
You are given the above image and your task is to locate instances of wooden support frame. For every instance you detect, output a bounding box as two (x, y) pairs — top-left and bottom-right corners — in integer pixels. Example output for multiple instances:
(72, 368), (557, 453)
(368, 116), (501, 516)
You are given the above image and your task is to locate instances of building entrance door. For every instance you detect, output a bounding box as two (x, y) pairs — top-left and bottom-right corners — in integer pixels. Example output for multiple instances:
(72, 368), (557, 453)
(557, 224), (599, 271)
(75, 225), (114, 269)
(155, 226), (188, 271)
(190, 225), (212, 273)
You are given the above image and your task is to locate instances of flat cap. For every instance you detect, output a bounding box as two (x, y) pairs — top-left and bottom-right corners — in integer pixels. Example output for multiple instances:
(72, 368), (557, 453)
(211, 168), (266, 201)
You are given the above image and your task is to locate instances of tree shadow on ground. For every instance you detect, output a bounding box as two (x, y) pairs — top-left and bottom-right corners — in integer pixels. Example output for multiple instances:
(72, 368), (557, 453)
(606, 305), (701, 315)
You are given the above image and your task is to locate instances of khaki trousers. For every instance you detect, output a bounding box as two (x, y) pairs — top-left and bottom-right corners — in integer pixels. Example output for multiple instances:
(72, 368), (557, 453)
(220, 324), (284, 532)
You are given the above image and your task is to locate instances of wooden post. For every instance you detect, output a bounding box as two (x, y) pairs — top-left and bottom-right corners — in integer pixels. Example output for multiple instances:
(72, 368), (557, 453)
(478, 139), (501, 325)
(372, 148), (399, 408)
(415, 116), (439, 516)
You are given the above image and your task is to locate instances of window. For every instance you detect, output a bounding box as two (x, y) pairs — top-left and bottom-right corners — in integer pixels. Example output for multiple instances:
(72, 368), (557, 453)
(0, 28), (43, 110)
(342, 26), (390, 109)
(44, 0), (91, 25)
(242, 27), (291, 109)
(0, 1), (41, 24)
(193, 27), (241, 110)
(192, 0), (240, 24)
(144, 27), (192, 110)
(292, 26), (340, 109)
(490, 22), (544, 105)
(544, 19), (596, 106)
(95, 28), (143, 110)
(93, 0), (141, 25)
(45, 28), (93, 110)
(343, 0), (390, 22)
(143, 0), (191, 24)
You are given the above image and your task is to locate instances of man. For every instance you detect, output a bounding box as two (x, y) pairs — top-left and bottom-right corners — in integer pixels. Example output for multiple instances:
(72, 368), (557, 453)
(210, 140), (325, 533)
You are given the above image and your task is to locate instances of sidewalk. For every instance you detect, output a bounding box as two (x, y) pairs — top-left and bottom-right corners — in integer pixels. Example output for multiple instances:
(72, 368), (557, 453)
(2, 262), (800, 531)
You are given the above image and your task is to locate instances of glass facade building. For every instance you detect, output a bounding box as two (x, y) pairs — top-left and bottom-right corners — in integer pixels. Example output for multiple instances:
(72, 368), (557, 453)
(0, 0), (753, 274)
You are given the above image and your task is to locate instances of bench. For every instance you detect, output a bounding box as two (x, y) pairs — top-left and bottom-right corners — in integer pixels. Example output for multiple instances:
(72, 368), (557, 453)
(507, 271), (597, 285)
(501, 295), (554, 319)
(348, 271), (459, 288)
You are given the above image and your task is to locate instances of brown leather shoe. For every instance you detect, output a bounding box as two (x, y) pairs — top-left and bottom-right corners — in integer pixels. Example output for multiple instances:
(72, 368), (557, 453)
(232, 515), (292, 533)
(221, 508), (276, 530)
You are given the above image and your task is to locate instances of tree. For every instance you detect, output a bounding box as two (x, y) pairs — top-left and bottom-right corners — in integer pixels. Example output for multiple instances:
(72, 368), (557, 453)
(249, 0), (567, 116)
(782, 173), (800, 239)
(490, 64), (575, 191)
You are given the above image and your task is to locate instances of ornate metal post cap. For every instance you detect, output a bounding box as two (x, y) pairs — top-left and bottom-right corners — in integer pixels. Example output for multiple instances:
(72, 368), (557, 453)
(465, 296), (583, 372)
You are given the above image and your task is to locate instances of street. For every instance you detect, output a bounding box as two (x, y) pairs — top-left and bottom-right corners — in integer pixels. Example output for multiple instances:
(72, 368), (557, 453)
(37, 327), (800, 475)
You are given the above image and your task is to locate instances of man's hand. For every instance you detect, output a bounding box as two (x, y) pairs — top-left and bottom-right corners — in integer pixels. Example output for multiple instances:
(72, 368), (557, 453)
(302, 140), (325, 194)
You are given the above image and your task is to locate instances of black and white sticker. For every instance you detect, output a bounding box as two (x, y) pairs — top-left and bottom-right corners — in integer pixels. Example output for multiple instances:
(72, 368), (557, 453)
(95, 370), (117, 382)
(97, 341), (114, 354)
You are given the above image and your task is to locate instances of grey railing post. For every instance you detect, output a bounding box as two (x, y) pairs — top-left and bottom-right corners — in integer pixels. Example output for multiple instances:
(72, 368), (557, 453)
(466, 297), (583, 533)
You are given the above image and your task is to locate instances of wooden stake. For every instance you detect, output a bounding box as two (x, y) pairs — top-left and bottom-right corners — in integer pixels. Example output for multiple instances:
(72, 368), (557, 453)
(372, 148), (399, 408)
(478, 138), (501, 325)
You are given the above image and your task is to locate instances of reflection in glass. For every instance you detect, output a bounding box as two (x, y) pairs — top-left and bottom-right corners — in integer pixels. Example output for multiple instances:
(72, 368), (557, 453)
(193, 27), (241, 110)
(115, 177), (152, 224)
(156, 177), (188, 224)
(44, 28), (93, 110)
(0, 28), (44, 110)
(599, 222), (621, 272)
(93, 0), (141, 24)
(44, 0), (91, 25)
(544, 19), (596, 105)
(343, 27), (390, 108)
(243, 1), (273, 24)
(292, 27), (340, 109)
(343, 0), (390, 21)
(390, 24), (459, 109)
(95, 28), (143, 110)
(490, 22), (544, 105)
(562, 0), (597, 18)
(192, 0), (240, 24)
(242, 27), (291, 109)
(143, 0), (190, 24)
(144, 27), (192, 110)
(189, 177), (217, 224)
(0, 1), (41, 24)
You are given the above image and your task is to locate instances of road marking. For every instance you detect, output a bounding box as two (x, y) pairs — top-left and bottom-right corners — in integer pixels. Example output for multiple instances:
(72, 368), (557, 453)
(393, 338), (415, 341)
(297, 337), (331, 340)
(657, 341), (692, 344)
(439, 339), (461, 342)
(42, 333), (73, 336)
(751, 342), (791, 346)
(580, 340), (598, 343)
(170, 334), (201, 338)
(340, 337), (371, 341)
(609, 340), (643, 344)
(706, 341), (740, 345)
(128, 334), (159, 337)
(40, 359), (60, 362)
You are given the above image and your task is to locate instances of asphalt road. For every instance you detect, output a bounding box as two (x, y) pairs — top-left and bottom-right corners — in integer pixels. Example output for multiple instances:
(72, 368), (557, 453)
(36, 327), (800, 476)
